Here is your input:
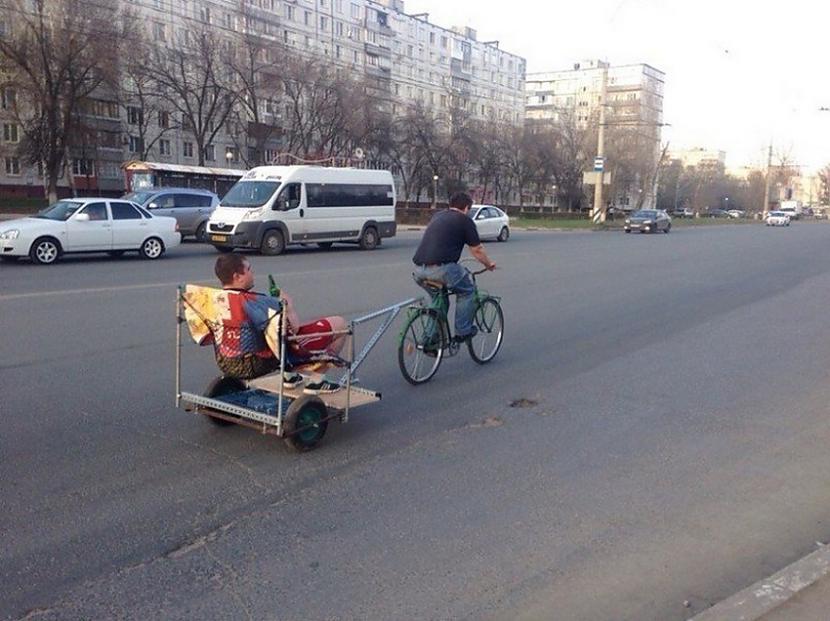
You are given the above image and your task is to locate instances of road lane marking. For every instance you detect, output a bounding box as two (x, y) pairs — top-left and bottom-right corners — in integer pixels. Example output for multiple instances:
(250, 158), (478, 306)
(0, 261), (416, 301)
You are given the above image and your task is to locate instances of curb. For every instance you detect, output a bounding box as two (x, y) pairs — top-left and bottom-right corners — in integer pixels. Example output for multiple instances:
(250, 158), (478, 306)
(688, 544), (830, 620)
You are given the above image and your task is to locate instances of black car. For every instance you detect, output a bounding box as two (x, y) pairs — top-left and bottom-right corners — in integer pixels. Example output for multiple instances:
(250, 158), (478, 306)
(624, 209), (671, 234)
(707, 209), (731, 218)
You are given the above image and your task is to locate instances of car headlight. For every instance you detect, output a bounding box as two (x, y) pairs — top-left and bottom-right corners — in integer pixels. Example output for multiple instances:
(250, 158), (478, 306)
(625, 219), (630, 224)
(0, 229), (20, 240)
(242, 209), (262, 222)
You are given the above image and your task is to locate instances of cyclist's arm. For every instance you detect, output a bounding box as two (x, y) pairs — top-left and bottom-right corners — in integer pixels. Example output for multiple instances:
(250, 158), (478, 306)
(469, 244), (496, 270)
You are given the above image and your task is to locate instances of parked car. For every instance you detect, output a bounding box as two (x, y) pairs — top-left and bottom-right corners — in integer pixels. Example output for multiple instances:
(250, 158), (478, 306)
(671, 207), (693, 218)
(123, 187), (219, 242)
(765, 211), (791, 227)
(707, 208), (731, 218)
(469, 204), (511, 241)
(727, 209), (746, 219)
(624, 209), (671, 234)
(0, 198), (181, 265)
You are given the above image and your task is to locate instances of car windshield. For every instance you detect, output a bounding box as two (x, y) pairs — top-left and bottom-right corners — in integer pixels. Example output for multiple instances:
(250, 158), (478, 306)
(468, 208), (481, 219)
(632, 210), (657, 218)
(123, 191), (155, 206)
(769, 212), (784, 216)
(221, 181), (280, 208)
(34, 200), (85, 221)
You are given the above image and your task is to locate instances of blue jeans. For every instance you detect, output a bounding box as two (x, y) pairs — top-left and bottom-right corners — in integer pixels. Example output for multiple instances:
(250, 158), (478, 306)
(414, 263), (476, 337)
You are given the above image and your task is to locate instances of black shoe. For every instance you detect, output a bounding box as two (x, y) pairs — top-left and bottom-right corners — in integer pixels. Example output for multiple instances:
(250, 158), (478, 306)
(282, 372), (304, 389)
(303, 379), (342, 395)
(452, 326), (478, 344)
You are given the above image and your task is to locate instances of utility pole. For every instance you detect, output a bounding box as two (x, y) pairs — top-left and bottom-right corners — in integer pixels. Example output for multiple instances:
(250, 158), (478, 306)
(592, 62), (609, 224)
(762, 143), (772, 218)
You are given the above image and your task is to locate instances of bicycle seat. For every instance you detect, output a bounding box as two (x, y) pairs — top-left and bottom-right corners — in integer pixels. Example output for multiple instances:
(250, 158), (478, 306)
(413, 274), (447, 295)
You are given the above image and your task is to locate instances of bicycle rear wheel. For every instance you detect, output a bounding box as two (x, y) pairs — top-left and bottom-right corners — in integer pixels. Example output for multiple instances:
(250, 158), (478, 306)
(398, 308), (446, 385)
(468, 297), (504, 364)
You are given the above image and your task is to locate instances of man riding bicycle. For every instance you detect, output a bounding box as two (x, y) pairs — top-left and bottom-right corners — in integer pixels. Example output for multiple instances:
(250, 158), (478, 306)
(412, 192), (496, 342)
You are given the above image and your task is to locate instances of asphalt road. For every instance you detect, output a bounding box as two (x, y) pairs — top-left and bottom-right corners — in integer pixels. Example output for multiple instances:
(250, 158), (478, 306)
(3, 224), (830, 620)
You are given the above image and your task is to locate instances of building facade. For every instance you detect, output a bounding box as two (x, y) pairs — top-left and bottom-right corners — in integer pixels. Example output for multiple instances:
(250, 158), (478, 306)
(669, 148), (726, 172)
(0, 0), (526, 198)
(525, 59), (665, 210)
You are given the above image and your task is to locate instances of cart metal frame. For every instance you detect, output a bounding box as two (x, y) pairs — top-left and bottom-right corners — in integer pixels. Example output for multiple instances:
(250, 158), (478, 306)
(175, 286), (419, 441)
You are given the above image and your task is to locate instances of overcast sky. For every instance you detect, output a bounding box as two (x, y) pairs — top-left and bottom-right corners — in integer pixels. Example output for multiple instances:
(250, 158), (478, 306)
(406, 0), (830, 174)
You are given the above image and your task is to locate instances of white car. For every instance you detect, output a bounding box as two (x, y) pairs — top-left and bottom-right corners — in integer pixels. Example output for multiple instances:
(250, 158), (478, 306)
(0, 198), (181, 265)
(765, 211), (790, 227)
(469, 204), (510, 242)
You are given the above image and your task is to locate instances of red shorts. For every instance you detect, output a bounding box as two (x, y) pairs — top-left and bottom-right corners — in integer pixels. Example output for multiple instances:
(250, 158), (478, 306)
(291, 319), (335, 355)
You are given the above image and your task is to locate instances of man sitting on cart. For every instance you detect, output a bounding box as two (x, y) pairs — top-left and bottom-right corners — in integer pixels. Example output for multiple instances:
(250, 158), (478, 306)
(209, 254), (346, 394)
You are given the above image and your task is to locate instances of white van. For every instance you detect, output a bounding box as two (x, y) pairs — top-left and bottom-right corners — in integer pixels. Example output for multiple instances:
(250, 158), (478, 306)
(207, 166), (397, 255)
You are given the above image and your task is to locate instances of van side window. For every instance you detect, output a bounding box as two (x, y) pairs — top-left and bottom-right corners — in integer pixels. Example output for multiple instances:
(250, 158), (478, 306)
(305, 184), (395, 207)
(276, 183), (301, 210)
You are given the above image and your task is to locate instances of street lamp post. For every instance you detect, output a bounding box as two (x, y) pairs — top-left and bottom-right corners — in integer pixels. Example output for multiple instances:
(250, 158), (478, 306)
(432, 175), (439, 209)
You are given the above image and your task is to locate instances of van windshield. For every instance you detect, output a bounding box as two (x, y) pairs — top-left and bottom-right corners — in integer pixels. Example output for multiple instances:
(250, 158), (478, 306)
(222, 181), (280, 208)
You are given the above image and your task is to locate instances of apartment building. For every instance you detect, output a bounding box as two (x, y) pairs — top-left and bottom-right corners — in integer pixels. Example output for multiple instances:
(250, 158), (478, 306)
(0, 0), (526, 198)
(669, 147), (726, 172)
(525, 59), (664, 131)
(525, 59), (665, 209)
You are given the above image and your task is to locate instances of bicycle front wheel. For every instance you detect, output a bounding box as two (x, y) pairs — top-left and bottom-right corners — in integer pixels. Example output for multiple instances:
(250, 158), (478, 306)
(398, 308), (446, 385)
(468, 297), (504, 364)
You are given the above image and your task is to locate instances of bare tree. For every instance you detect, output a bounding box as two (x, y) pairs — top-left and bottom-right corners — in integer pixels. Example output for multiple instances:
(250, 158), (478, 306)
(149, 28), (236, 166)
(120, 25), (176, 161)
(226, 7), (286, 167)
(0, 0), (124, 201)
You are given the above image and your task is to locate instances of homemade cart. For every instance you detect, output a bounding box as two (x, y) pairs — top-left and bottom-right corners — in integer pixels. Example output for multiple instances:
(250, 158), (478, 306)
(175, 284), (418, 451)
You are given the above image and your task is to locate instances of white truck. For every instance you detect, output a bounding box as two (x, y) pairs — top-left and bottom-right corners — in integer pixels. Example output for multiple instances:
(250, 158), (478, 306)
(778, 200), (803, 220)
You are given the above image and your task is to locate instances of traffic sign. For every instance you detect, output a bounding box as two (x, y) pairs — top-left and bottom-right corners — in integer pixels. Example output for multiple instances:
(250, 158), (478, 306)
(594, 156), (605, 172)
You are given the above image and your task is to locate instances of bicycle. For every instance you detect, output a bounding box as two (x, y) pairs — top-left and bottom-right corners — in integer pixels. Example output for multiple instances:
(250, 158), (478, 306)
(397, 260), (504, 385)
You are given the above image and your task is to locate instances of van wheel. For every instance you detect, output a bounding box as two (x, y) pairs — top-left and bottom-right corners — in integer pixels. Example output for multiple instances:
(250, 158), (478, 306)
(195, 222), (207, 243)
(359, 226), (379, 250)
(261, 230), (285, 255)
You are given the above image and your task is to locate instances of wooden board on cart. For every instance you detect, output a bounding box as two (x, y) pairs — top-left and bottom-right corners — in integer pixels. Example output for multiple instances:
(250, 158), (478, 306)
(248, 372), (381, 411)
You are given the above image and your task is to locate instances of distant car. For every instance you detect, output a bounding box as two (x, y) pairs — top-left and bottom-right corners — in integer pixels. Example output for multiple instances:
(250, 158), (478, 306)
(624, 209), (671, 234)
(671, 207), (693, 218)
(123, 187), (219, 241)
(469, 204), (510, 242)
(727, 209), (746, 219)
(707, 209), (731, 218)
(0, 198), (181, 265)
(765, 211), (791, 227)
(778, 207), (799, 221)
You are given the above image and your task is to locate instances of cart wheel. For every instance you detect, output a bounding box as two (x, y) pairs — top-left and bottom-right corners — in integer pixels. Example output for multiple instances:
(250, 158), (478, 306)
(203, 376), (246, 426)
(283, 395), (329, 452)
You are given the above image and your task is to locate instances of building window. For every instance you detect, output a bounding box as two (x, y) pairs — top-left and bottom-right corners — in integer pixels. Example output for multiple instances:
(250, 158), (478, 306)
(1, 87), (16, 109)
(200, 6), (211, 23)
(127, 106), (143, 125)
(128, 135), (143, 153)
(72, 159), (95, 176)
(158, 110), (170, 128)
(183, 141), (194, 158)
(304, 10), (311, 25)
(4, 156), (20, 176)
(3, 122), (19, 143)
(159, 139), (171, 156)
(204, 144), (215, 161)
(320, 16), (328, 30)
(153, 22), (166, 41)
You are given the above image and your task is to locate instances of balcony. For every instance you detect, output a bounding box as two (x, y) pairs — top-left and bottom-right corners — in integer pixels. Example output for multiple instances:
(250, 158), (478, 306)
(365, 41), (392, 59)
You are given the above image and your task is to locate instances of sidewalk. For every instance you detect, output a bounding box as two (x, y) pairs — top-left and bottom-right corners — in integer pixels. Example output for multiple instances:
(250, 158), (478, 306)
(689, 544), (830, 620)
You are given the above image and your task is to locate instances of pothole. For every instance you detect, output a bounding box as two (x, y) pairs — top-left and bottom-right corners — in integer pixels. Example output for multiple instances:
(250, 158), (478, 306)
(510, 398), (539, 409)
